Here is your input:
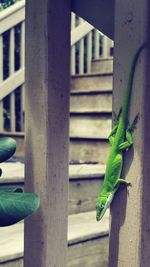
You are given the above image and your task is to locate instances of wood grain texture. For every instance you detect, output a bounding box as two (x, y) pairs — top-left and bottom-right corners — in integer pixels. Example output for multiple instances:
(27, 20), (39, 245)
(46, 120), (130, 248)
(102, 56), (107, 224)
(0, 211), (109, 267)
(24, 0), (70, 266)
(109, 1), (150, 266)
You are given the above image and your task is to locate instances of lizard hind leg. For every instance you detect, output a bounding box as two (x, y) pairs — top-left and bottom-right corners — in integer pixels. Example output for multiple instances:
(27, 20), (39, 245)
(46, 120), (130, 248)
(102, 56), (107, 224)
(128, 113), (140, 133)
(114, 178), (131, 190)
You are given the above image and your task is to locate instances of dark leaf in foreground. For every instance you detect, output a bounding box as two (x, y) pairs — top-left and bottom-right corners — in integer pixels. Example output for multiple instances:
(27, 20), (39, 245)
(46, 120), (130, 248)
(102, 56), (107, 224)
(0, 190), (40, 227)
(0, 137), (16, 163)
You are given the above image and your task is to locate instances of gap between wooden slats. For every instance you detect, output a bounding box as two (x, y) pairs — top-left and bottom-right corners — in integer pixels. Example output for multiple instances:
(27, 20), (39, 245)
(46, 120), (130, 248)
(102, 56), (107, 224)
(0, 35), (4, 132)
(9, 27), (16, 132)
(20, 21), (25, 131)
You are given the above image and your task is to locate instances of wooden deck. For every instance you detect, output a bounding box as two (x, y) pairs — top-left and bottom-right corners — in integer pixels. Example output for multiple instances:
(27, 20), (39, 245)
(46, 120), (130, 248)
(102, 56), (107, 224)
(0, 211), (109, 266)
(0, 161), (109, 266)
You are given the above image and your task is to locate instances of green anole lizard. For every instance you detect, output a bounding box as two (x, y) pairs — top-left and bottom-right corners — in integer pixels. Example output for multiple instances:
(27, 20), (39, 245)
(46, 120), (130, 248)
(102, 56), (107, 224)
(96, 43), (147, 221)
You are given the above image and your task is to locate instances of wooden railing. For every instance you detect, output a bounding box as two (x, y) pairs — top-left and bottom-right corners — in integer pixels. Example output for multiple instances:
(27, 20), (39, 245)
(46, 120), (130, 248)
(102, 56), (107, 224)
(0, 0), (25, 132)
(71, 13), (113, 75)
(0, 3), (113, 133)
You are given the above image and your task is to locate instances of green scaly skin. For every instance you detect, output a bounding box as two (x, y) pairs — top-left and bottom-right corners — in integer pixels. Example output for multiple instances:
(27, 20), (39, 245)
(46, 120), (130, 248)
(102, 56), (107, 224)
(96, 43), (148, 221)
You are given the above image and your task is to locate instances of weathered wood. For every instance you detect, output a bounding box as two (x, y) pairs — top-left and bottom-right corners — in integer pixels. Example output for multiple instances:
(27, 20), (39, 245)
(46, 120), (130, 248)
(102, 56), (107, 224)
(0, 1), (25, 35)
(91, 58), (113, 74)
(0, 211), (109, 267)
(67, 238), (108, 267)
(24, 0), (70, 266)
(71, 73), (112, 92)
(69, 164), (105, 214)
(109, 1), (150, 266)
(0, 69), (24, 101)
(70, 114), (111, 139)
(67, 211), (109, 267)
(4, 134), (110, 164)
(0, 260), (23, 267)
(70, 91), (112, 113)
(70, 139), (110, 164)
(0, 161), (105, 214)
(69, 176), (104, 214)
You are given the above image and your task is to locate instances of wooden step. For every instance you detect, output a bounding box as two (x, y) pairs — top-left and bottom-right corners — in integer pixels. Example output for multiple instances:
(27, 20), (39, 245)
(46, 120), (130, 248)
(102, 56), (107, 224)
(71, 73), (112, 92)
(1, 129), (111, 164)
(70, 90), (112, 113)
(0, 162), (107, 214)
(0, 211), (109, 267)
(91, 57), (113, 74)
(69, 164), (105, 214)
(70, 139), (110, 164)
(70, 114), (111, 139)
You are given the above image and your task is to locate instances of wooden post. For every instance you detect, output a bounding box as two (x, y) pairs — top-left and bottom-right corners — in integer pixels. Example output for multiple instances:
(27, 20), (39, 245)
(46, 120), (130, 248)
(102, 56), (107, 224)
(109, 0), (150, 266)
(24, 0), (70, 266)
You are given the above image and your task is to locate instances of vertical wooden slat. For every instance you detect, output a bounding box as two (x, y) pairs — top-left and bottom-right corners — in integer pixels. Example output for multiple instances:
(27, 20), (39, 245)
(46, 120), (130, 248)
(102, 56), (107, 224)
(106, 37), (113, 57)
(71, 13), (76, 75)
(9, 27), (15, 132)
(79, 38), (84, 74)
(0, 35), (4, 132)
(102, 35), (108, 58)
(24, 0), (70, 266)
(109, 0), (150, 266)
(20, 21), (25, 131)
(87, 31), (92, 73)
(78, 15), (84, 74)
(94, 29), (100, 60)
(103, 36), (114, 58)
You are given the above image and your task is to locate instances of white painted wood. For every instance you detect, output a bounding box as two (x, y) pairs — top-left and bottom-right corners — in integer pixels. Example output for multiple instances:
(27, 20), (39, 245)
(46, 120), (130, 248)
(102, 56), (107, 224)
(71, 14), (76, 75)
(0, 68), (24, 101)
(71, 12), (76, 29)
(24, 0), (70, 266)
(109, 0), (150, 266)
(0, 1), (25, 35)
(103, 36), (113, 58)
(87, 31), (92, 73)
(71, 21), (94, 46)
(94, 30), (100, 60)
(0, 3), (25, 133)
(78, 16), (84, 74)
(79, 38), (84, 74)
(20, 21), (25, 130)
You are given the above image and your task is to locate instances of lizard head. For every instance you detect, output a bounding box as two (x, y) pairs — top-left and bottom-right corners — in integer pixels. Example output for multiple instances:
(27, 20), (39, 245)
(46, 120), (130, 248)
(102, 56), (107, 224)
(96, 193), (114, 221)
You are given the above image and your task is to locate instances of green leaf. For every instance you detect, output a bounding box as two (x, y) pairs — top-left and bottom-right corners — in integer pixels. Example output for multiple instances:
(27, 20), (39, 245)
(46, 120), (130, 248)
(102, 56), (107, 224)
(0, 137), (16, 163)
(0, 190), (40, 227)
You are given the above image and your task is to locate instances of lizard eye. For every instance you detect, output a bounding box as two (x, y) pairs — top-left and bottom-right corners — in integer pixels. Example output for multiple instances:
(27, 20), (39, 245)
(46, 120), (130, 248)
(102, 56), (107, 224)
(99, 203), (105, 211)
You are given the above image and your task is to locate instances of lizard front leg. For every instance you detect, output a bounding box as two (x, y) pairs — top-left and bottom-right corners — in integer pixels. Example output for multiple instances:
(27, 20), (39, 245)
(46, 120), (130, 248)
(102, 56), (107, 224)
(114, 178), (131, 189)
(119, 129), (133, 151)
